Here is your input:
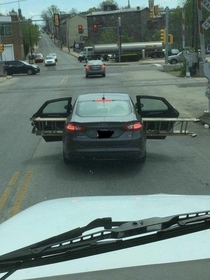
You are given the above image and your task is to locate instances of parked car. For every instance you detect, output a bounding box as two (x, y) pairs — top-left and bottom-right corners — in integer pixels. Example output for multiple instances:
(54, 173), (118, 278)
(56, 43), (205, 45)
(45, 55), (56, 66)
(78, 51), (84, 62)
(49, 53), (57, 62)
(84, 60), (106, 78)
(30, 93), (179, 164)
(168, 52), (185, 64)
(34, 53), (44, 63)
(0, 195), (210, 280)
(168, 49), (180, 56)
(3, 60), (40, 75)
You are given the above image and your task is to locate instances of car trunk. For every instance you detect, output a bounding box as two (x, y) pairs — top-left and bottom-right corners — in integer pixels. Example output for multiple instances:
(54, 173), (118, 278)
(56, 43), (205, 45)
(71, 115), (137, 147)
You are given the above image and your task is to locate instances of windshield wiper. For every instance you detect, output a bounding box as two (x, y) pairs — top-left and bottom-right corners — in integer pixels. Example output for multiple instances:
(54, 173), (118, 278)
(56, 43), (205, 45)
(0, 210), (210, 279)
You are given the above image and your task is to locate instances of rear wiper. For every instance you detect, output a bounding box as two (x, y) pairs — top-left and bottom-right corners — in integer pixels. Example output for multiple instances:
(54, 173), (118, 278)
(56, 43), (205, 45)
(0, 210), (210, 279)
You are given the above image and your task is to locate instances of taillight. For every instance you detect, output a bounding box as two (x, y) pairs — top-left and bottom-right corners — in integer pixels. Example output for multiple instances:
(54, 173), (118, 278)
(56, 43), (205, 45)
(85, 66), (90, 70)
(66, 123), (85, 132)
(123, 122), (143, 131)
(101, 65), (105, 69)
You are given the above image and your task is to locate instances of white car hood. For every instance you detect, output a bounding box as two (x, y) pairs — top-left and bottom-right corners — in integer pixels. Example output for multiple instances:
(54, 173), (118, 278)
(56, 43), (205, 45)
(0, 194), (210, 279)
(45, 59), (54, 62)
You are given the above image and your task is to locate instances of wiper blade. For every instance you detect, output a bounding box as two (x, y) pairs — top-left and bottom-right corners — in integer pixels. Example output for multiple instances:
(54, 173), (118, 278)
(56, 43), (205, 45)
(0, 210), (210, 278)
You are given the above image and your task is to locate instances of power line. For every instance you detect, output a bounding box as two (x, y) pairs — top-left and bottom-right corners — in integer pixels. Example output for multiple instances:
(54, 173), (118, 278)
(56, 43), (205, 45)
(0, 0), (26, 6)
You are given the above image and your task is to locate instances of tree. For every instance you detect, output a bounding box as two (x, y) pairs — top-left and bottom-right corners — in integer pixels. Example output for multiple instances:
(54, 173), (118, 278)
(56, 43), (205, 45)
(80, 7), (100, 15)
(41, 5), (61, 33)
(99, 29), (117, 44)
(68, 8), (78, 15)
(99, 0), (118, 10)
(21, 20), (40, 57)
(41, 5), (60, 20)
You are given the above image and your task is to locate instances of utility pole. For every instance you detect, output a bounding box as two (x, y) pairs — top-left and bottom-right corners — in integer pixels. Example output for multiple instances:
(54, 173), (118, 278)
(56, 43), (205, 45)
(118, 17), (122, 63)
(197, 0), (210, 114)
(164, 7), (169, 64)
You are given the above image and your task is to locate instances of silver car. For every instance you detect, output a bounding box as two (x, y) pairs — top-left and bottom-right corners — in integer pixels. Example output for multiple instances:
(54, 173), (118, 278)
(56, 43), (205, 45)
(49, 53), (57, 62)
(168, 51), (185, 64)
(84, 60), (106, 78)
(45, 55), (56, 66)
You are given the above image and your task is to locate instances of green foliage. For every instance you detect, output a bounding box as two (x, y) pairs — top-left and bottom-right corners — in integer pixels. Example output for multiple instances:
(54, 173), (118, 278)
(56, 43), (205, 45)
(115, 53), (140, 62)
(169, 7), (183, 49)
(99, 0), (118, 9)
(21, 21), (40, 57)
(99, 28), (117, 44)
(177, 60), (197, 77)
(97, 28), (132, 44)
(121, 29), (132, 43)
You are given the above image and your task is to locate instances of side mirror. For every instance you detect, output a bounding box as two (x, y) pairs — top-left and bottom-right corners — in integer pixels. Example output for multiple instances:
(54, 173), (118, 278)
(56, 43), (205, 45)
(135, 103), (138, 110)
(84, 64), (86, 66)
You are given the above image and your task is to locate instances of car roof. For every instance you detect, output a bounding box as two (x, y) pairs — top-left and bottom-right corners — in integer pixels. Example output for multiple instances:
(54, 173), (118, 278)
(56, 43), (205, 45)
(77, 93), (131, 101)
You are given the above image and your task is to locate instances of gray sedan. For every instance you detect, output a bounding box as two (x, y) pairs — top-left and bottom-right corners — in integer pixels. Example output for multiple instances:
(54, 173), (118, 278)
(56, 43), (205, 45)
(84, 60), (106, 78)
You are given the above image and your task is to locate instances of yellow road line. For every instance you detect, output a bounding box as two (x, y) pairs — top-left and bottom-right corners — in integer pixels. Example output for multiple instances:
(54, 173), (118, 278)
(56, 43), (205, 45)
(8, 171), (20, 186)
(0, 171), (20, 213)
(9, 171), (33, 218)
(61, 76), (68, 84)
(0, 187), (11, 212)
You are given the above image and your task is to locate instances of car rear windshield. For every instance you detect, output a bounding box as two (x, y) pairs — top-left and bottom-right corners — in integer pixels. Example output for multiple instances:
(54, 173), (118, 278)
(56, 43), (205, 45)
(76, 100), (131, 117)
(88, 60), (103, 65)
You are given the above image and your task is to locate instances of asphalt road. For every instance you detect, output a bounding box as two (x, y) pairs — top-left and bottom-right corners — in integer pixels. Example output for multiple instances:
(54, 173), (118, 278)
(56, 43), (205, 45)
(0, 33), (210, 223)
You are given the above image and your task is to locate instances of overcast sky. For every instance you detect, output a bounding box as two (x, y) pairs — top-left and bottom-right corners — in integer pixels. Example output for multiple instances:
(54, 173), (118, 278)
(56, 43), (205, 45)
(0, 0), (183, 20)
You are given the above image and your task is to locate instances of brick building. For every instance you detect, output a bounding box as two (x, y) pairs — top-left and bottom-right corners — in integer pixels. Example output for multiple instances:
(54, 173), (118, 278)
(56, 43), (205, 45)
(0, 11), (24, 61)
(86, 6), (151, 44)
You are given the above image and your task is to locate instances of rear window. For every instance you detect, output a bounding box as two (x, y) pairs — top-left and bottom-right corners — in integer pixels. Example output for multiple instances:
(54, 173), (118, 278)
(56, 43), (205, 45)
(88, 60), (103, 65)
(140, 98), (168, 111)
(76, 100), (131, 117)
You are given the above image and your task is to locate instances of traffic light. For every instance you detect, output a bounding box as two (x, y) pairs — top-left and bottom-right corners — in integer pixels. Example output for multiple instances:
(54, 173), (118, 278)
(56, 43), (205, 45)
(78, 25), (83, 34)
(160, 29), (166, 44)
(93, 24), (98, 32)
(0, 44), (4, 53)
(154, 5), (159, 16)
(150, 9), (154, 18)
(54, 13), (60, 27)
(168, 34), (174, 44)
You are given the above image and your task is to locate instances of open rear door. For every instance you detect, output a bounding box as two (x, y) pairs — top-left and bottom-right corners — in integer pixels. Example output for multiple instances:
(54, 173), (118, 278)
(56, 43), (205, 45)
(136, 95), (180, 139)
(30, 97), (72, 142)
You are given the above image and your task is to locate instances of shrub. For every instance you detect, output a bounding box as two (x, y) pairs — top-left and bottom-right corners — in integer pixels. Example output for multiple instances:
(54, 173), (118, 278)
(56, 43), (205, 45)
(115, 53), (140, 62)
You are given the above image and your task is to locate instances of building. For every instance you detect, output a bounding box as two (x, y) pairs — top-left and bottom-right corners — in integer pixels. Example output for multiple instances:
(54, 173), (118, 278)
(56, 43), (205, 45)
(86, 6), (151, 44)
(64, 14), (88, 49)
(0, 11), (24, 61)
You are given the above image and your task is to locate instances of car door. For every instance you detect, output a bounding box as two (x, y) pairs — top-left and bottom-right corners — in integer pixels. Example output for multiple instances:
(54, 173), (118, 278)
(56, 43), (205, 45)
(135, 95), (179, 139)
(8, 61), (18, 74)
(30, 97), (72, 142)
(16, 61), (27, 74)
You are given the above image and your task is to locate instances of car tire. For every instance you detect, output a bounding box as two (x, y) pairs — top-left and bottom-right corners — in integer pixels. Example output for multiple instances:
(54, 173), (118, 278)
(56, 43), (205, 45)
(171, 59), (178, 64)
(63, 151), (71, 164)
(86, 74), (89, 78)
(102, 73), (106, 77)
(5, 70), (10, 76)
(27, 69), (33, 75)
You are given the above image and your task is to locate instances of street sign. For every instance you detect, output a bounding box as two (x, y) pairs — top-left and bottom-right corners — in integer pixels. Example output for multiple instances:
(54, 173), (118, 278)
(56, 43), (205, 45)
(202, 0), (210, 12)
(202, 15), (210, 30)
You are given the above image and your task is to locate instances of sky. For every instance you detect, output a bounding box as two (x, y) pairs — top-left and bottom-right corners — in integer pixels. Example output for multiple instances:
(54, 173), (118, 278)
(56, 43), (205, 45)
(0, 0), (183, 21)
